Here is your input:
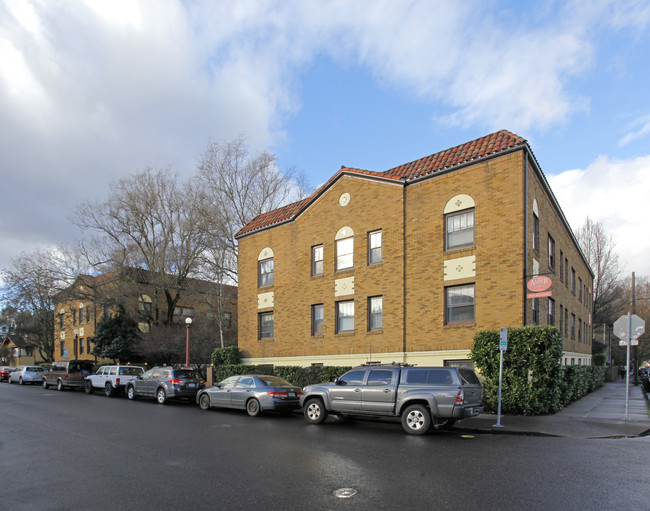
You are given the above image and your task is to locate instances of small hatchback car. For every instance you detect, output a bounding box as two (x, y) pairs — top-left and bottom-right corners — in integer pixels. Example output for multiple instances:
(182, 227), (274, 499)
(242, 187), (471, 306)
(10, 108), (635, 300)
(126, 367), (205, 404)
(197, 374), (302, 416)
(9, 365), (45, 385)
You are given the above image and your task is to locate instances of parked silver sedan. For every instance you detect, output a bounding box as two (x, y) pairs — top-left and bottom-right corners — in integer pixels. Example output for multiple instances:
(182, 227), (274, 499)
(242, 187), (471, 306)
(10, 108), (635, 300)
(197, 375), (302, 416)
(9, 366), (45, 385)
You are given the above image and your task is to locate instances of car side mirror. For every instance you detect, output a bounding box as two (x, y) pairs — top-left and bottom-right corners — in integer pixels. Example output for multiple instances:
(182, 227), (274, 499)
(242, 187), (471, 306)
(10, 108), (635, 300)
(334, 377), (341, 385)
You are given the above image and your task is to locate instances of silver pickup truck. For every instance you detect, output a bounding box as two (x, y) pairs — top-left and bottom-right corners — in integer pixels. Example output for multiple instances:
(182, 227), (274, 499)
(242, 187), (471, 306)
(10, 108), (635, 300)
(300, 363), (484, 435)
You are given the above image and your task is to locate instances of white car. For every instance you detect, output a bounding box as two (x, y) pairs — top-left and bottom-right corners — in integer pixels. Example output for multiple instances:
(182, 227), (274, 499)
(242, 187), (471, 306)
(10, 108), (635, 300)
(85, 365), (145, 397)
(9, 365), (45, 385)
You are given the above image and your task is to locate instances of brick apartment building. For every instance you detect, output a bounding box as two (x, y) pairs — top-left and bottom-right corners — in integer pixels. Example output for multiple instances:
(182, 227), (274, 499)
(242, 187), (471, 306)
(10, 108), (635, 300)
(235, 130), (594, 368)
(53, 269), (237, 364)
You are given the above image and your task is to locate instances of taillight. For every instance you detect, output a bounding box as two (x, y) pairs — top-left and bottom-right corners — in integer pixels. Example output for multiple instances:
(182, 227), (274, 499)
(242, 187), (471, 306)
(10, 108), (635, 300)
(169, 378), (182, 384)
(116, 378), (120, 385)
(268, 391), (288, 397)
(455, 390), (464, 404)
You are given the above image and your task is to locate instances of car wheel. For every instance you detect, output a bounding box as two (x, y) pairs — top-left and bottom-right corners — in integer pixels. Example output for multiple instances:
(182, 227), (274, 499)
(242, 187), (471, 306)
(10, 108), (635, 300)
(436, 419), (456, 430)
(126, 385), (136, 400)
(57, 379), (65, 391)
(156, 388), (167, 405)
(246, 398), (261, 417)
(401, 404), (431, 435)
(304, 398), (328, 425)
(42, 380), (48, 389)
(85, 381), (94, 394)
(105, 382), (115, 397)
(199, 393), (210, 410)
(19, 377), (24, 385)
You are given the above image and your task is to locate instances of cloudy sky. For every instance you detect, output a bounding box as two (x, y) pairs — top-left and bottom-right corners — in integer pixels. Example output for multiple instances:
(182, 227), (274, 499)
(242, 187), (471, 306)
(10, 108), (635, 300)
(1, 0), (649, 278)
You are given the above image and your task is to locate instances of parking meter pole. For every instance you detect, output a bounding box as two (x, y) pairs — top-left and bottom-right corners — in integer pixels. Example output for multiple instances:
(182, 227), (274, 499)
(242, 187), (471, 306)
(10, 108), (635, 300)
(493, 349), (504, 428)
(626, 312), (631, 421)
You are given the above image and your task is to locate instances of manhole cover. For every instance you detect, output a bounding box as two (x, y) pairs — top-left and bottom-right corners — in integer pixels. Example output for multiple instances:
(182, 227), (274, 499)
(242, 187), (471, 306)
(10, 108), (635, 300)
(333, 488), (357, 499)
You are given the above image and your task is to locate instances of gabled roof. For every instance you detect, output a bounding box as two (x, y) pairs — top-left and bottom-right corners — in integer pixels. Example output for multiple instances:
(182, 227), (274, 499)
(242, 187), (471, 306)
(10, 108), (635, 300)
(236, 130), (528, 238)
(1, 334), (33, 349)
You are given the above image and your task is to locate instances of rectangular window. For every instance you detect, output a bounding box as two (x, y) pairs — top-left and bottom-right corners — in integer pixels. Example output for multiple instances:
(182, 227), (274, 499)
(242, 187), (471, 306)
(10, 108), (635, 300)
(559, 251), (564, 281)
(532, 298), (539, 325)
(86, 307), (90, 324)
(533, 214), (539, 252)
(571, 314), (576, 339)
(445, 284), (475, 324)
(79, 338), (84, 355)
(336, 300), (355, 333)
(79, 307), (84, 325)
(579, 278), (583, 302)
(571, 268), (576, 294)
(72, 309), (77, 326)
(311, 304), (324, 336)
(368, 230), (382, 265)
(311, 245), (323, 276)
(368, 296), (383, 331)
(139, 301), (152, 319)
(578, 318), (582, 341)
(336, 237), (354, 271)
(559, 305), (564, 334)
(87, 338), (92, 353)
(564, 308), (569, 336)
(258, 258), (274, 287)
(59, 313), (64, 329)
(548, 235), (555, 269)
(258, 312), (274, 339)
(548, 298), (555, 326)
(446, 210), (475, 250)
(60, 341), (65, 357)
(564, 257), (568, 287)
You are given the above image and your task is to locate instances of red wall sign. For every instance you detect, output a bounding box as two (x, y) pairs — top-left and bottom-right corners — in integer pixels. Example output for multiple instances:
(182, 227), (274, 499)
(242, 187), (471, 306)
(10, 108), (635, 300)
(527, 275), (552, 293)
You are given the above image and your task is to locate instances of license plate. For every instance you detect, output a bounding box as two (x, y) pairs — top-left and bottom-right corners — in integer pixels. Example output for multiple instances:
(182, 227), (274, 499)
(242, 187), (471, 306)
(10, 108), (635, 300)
(288, 392), (295, 397)
(188, 383), (195, 388)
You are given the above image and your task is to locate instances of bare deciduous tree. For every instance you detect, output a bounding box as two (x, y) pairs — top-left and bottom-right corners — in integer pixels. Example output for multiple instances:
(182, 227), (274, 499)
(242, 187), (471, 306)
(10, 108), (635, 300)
(0, 247), (81, 362)
(195, 137), (308, 347)
(74, 168), (210, 326)
(575, 217), (622, 324)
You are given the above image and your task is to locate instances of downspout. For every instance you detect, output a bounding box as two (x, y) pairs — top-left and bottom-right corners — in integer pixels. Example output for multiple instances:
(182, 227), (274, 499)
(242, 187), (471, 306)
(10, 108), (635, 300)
(402, 179), (408, 362)
(523, 153), (528, 326)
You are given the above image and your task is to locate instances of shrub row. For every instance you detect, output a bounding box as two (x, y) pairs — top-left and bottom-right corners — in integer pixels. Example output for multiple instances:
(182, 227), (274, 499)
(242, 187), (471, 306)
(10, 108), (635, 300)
(471, 326), (605, 415)
(211, 364), (352, 388)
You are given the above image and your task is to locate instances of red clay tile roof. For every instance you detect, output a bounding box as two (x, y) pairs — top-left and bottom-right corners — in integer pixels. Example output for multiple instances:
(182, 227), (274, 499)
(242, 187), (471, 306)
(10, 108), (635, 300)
(236, 130), (528, 238)
(384, 129), (526, 180)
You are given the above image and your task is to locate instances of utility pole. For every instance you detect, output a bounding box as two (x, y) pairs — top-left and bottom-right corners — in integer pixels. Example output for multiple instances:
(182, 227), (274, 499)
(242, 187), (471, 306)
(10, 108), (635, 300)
(632, 272), (638, 386)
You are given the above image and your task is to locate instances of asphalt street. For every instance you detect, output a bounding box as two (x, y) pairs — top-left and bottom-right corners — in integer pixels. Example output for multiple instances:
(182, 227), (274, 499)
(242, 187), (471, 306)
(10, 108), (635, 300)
(2, 382), (648, 510)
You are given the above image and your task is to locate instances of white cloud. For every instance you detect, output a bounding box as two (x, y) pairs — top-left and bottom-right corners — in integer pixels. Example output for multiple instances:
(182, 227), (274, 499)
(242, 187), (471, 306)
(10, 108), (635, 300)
(0, 0), (649, 273)
(548, 155), (650, 277)
(619, 115), (650, 146)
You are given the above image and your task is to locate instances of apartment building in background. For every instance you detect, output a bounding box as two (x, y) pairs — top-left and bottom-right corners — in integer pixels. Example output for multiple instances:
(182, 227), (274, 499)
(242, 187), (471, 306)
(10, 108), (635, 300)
(53, 269), (237, 363)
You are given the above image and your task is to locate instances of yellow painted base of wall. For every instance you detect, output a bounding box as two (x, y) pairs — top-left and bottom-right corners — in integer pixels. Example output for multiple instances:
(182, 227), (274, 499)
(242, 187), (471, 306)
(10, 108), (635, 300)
(241, 349), (473, 368)
(562, 351), (593, 366)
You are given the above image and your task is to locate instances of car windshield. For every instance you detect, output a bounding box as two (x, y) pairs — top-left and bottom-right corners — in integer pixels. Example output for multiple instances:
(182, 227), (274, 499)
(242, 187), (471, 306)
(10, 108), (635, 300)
(259, 376), (292, 387)
(173, 370), (201, 380)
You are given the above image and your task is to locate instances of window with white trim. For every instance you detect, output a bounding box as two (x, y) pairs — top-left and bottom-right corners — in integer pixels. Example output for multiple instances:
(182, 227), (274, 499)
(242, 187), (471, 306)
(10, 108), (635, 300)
(336, 300), (355, 333)
(445, 284), (475, 323)
(445, 210), (475, 250)
(368, 296), (383, 331)
(368, 230), (382, 265)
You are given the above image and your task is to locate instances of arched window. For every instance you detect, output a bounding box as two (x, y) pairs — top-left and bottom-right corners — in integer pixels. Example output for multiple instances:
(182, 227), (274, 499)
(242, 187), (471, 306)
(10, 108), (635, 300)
(444, 195), (475, 250)
(335, 226), (354, 271)
(258, 247), (274, 287)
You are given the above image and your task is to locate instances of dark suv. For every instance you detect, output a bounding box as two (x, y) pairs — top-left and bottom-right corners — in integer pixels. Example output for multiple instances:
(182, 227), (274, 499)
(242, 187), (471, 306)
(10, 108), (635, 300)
(126, 367), (205, 404)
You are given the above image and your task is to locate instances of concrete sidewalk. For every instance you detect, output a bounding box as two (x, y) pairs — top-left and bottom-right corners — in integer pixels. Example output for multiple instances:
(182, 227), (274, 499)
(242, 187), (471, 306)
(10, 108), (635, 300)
(455, 379), (650, 438)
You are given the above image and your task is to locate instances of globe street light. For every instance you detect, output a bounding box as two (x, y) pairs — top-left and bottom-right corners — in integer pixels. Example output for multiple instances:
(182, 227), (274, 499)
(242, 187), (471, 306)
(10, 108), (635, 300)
(185, 317), (192, 368)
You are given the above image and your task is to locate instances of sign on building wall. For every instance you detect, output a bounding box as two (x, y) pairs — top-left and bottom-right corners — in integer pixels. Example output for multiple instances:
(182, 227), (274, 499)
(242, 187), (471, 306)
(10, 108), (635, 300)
(527, 276), (552, 299)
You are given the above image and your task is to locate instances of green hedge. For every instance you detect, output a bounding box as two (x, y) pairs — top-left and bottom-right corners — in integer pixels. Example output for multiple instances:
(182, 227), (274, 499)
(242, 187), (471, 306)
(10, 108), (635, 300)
(471, 326), (605, 415)
(211, 364), (351, 388)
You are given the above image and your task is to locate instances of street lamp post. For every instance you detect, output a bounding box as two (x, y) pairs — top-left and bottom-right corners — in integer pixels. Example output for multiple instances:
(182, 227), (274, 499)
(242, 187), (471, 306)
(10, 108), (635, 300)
(74, 329), (79, 359)
(185, 317), (192, 368)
